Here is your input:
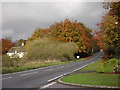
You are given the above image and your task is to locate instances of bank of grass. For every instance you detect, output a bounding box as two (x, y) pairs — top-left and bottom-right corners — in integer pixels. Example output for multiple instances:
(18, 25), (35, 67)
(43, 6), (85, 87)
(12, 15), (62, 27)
(97, 58), (119, 73)
(2, 58), (85, 74)
(81, 59), (104, 71)
(61, 73), (119, 87)
(61, 58), (120, 87)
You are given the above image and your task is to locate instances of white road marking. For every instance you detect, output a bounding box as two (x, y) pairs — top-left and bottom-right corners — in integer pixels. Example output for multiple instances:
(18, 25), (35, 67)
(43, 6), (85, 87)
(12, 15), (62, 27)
(2, 64), (61, 76)
(2, 76), (13, 80)
(48, 75), (63, 82)
(2, 54), (99, 77)
(20, 71), (38, 76)
(63, 73), (67, 75)
(57, 66), (64, 69)
(47, 61), (97, 82)
(41, 82), (56, 89)
(43, 69), (53, 72)
(1, 59), (97, 81)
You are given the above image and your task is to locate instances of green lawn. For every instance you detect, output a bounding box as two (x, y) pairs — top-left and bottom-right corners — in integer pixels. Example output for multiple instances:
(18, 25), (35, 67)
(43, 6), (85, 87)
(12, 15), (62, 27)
(81, 59), (104, 71)
(62, 73), (120, 87)
(61, 59), (120, 87)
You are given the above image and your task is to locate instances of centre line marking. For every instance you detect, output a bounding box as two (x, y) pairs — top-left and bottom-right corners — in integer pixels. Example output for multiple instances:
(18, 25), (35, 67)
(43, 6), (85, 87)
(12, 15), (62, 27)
(20, 71), (38, 76)
(2, 76), (13, 80)
(57, 66), (64, 69)
(43, 69), (53, 72)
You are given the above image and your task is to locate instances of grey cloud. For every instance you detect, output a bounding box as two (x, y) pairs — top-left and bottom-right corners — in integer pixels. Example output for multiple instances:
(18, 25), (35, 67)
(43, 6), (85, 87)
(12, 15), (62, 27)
(2, 29), (14, 38)
(2, 2), (107, 41)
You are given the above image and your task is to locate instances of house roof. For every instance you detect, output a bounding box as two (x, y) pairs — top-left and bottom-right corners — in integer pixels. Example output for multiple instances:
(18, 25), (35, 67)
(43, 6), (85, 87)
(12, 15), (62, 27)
(7, 46), (25, 53)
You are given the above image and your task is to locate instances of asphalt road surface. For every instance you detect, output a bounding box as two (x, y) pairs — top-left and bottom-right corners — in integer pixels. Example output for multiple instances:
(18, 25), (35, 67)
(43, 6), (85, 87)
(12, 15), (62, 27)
(2, 51), (103, 89)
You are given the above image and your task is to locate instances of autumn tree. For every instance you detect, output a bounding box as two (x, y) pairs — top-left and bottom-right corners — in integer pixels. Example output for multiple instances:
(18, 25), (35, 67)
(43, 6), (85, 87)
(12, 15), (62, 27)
(28, 28), (49, 41)
(1, 38), (14, 54)
(95, 1), (120, 58)
(49, 19), (94, 54)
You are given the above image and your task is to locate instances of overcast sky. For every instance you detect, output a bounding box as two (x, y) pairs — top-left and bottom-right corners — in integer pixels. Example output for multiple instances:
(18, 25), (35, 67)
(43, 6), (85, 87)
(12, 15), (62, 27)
(2, 2), (107, 41)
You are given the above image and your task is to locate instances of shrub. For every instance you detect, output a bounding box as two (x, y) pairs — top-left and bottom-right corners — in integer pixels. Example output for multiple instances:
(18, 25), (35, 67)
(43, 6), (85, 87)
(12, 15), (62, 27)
(25, 38), (78, 62)
(2, 55), (21, 67)
(97, 58), (119, 73)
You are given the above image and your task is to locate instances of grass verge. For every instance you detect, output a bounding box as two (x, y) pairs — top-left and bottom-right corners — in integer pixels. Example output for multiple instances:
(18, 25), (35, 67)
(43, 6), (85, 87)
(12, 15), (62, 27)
(61, 73), (119, 87)
(2, 58), (85, 74)
(97, 58), (119, 73)
(61, 59), (120, 87)
(81, 59), (104, 71)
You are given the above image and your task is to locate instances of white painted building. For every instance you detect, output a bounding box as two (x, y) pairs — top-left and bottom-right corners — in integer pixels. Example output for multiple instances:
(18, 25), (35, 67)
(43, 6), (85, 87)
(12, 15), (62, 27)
(7, 46), (26, 58)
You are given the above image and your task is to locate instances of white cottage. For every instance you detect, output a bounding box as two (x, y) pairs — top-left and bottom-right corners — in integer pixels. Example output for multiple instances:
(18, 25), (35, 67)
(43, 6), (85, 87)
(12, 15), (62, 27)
(7, 46), (26, 58)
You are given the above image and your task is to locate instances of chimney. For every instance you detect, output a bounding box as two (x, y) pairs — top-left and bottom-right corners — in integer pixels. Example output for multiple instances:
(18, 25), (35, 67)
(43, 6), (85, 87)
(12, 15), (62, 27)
(15, 51), (17, 53)
(21, 42), (24, 46)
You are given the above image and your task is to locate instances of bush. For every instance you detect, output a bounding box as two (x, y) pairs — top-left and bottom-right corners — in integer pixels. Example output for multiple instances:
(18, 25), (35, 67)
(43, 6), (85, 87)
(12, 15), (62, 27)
(2, 55), (21, 67)
(25, 38), (78, 62)
(97, 58), (119, 73)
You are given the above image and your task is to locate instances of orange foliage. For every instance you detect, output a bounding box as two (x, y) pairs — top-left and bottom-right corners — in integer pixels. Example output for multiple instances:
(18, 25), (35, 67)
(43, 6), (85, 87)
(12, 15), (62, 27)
(1, 39), (14, 54)
(49, 19), (93, 53)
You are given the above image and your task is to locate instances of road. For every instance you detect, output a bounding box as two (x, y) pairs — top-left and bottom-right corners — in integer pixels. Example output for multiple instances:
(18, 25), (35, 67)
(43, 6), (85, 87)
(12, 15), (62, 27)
(2, 52), (103, 89)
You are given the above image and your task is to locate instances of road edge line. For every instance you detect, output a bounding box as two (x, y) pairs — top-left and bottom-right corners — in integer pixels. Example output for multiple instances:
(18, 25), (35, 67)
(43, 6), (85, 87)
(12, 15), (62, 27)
(40, 82), (56, 89)
(40, 60), (99, 89)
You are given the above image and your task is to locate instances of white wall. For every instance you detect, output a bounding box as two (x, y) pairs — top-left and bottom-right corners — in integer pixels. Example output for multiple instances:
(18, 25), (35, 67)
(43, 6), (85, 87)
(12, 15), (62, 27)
(7, 52), (25, 58)
(18, 52), (25, 58)
(7, 53), (14, 56)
